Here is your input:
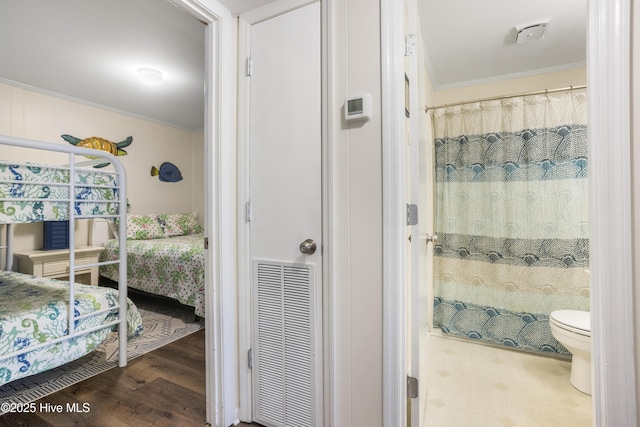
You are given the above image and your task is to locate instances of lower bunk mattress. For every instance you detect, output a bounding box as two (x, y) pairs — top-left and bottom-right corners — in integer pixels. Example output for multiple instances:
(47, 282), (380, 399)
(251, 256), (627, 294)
(0, 270), (143, 386)
(99, 234), (205, 317)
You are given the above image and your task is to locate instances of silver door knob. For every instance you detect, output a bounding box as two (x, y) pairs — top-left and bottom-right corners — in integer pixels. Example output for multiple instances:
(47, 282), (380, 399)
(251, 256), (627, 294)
(299, 239), (317, 254)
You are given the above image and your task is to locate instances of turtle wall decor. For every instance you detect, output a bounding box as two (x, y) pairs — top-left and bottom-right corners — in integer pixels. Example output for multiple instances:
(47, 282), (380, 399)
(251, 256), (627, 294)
(61, 134), (133, 168)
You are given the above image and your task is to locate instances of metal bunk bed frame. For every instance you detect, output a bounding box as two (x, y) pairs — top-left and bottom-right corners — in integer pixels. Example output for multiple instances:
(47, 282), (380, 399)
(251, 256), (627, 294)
(0, 134), (129, 368)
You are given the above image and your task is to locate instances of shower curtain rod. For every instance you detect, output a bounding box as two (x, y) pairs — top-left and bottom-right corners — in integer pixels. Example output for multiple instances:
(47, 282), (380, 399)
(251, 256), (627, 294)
(424, 84), (587, 113)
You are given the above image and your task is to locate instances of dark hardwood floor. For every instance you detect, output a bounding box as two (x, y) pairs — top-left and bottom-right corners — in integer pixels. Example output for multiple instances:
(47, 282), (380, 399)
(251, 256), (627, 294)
(1, 330), (208, 427)
(0, 327), (266, 427)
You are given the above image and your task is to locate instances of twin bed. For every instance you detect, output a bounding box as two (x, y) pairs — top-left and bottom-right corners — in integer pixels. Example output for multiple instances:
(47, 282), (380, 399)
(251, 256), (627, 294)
(0, 136), (142, 386)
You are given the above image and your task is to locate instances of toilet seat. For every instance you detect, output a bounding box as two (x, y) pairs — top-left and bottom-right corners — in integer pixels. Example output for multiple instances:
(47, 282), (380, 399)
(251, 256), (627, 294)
(550, 310), (590, 337)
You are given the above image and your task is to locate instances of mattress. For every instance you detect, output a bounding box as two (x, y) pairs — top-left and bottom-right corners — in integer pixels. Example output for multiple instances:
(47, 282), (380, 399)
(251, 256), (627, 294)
(100, 233), (205, 317)
(0, 270), (143, 386)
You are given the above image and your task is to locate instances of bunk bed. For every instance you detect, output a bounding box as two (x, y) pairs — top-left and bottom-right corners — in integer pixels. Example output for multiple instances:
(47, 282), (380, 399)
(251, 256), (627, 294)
(0, 135), (141, 386)
(97, 213), (205, 317)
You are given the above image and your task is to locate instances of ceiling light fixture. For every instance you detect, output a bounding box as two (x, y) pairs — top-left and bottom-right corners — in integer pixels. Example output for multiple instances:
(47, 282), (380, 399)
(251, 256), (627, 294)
(137, 67), (164, 85)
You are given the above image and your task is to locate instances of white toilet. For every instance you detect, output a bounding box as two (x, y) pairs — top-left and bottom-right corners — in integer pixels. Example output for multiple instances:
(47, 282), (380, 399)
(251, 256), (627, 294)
(549, 310), (591, 395)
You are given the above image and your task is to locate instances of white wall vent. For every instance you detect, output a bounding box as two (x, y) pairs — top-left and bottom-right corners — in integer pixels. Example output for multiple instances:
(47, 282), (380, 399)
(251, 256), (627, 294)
(514, 21), (549, 44)
(252, 260), (318, 427)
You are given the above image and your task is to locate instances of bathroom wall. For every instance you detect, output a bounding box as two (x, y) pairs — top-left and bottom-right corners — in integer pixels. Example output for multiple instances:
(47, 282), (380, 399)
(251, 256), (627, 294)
(432, 67), (587, 106)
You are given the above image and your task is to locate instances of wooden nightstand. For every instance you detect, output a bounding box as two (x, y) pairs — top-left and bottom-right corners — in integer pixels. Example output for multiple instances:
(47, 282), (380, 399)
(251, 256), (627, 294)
(14, 246), (104, 286)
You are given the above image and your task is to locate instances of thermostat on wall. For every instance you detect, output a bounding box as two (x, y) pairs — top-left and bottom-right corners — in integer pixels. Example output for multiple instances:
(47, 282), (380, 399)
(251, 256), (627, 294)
(344, 94), (371, 121)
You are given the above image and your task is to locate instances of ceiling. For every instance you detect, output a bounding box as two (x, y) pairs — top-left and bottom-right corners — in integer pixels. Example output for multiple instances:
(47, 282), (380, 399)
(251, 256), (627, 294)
(418, 0), (587, 88)
(0, 0), (586, 131)
(0, 0), (207, 130)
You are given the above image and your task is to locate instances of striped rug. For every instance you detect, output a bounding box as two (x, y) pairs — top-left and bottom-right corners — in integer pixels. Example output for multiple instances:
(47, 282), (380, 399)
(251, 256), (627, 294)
(0, 293), (203, 410)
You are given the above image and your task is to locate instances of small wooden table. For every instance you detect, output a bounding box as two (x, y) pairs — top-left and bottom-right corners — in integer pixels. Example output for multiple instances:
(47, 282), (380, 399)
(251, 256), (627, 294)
(14, 246), (104, 286)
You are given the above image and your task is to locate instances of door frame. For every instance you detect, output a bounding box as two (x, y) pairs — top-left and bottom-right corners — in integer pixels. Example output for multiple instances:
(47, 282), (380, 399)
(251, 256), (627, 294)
(403, 0), (421, 425)
(380, 0), (639, 426)
(237, 0), (325, 422)
(380, 0), (407, 425)
(169, 1), (237, 426)
(587, 0), (637, 425)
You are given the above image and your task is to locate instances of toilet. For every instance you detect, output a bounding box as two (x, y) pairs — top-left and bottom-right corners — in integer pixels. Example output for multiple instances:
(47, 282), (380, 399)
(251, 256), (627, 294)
(549, 310), (591, 395)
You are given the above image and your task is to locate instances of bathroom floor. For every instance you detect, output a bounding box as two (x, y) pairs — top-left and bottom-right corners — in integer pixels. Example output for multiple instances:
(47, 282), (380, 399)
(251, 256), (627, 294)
(420, 332), (592, 427)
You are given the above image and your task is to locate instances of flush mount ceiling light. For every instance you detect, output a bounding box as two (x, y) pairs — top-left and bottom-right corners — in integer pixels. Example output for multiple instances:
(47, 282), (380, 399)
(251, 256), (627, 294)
(136, 67), (164, 85)
(514, 21), (549, 44)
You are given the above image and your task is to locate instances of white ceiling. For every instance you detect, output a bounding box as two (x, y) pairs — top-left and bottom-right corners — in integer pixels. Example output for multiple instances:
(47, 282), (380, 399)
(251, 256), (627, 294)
(418, 0), (587, 88)
(0, 0), (586, 131)
(0, 0), (206, 130)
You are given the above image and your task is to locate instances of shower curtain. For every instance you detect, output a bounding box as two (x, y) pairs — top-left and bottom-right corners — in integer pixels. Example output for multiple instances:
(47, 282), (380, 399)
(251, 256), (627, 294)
(432, 90), (589, 355)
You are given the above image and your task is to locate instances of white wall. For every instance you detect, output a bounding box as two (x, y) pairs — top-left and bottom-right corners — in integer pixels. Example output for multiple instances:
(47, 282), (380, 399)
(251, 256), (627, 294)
(632, 3), (640, 419)
(330, 0), (383, 424)
(431, 67), (587, 106)
(0, 82), (203, 253)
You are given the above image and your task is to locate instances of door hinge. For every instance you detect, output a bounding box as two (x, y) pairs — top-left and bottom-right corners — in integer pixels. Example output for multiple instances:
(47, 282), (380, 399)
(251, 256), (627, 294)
(246, 57), (253, 76)
(248, 348), (253, 369)
(405, 34), (417, 56)
(204, 237), (208, 250)
(407, 203), (418, 226)
(245, 201), (252, 223)
(407, 375), (418, 398)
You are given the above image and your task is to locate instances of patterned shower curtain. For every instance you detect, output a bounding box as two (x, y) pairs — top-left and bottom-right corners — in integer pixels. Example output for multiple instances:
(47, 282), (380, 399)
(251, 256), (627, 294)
(432, 90), (589, 355)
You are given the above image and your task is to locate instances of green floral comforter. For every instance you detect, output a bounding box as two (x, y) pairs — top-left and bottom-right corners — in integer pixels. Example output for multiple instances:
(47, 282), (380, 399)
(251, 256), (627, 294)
(100, 234), (205, 317)
(0, 162), (120, 223)
(0, 271), (143, 386)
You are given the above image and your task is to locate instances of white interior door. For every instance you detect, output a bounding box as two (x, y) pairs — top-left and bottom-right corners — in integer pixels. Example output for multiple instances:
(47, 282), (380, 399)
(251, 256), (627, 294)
(247, 2), (322, 426)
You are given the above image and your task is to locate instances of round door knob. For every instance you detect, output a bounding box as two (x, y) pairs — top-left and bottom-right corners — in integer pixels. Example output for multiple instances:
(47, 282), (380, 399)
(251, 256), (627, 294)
(426, 234), (438, 244)
(299, 239), (317, 254)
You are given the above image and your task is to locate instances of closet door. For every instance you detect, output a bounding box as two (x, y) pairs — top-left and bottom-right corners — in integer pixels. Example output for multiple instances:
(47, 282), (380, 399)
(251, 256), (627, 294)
(246, 2), (322, 426)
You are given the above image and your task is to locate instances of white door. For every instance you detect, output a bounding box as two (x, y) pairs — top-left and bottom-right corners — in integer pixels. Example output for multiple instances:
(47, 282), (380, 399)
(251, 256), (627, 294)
(246, 2), (322, 427)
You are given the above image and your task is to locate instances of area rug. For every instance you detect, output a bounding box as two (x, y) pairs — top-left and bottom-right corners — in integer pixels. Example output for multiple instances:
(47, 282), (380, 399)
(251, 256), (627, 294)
(0, 293), (203, 411)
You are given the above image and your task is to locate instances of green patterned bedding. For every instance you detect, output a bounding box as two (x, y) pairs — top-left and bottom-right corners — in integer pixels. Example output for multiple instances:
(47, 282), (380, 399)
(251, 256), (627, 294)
(0, 271), (143, 386)
(0, 161), (120, 223)
(100, 234), (205, 317)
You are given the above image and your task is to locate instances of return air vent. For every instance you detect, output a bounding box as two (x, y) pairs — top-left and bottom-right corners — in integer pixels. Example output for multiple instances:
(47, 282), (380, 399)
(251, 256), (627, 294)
(253, 260), (317, 427)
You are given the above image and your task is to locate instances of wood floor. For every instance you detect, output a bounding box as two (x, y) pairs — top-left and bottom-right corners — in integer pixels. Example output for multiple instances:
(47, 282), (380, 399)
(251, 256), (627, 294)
(1, 329), (208, 427)
(0, 326), (268, 427)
